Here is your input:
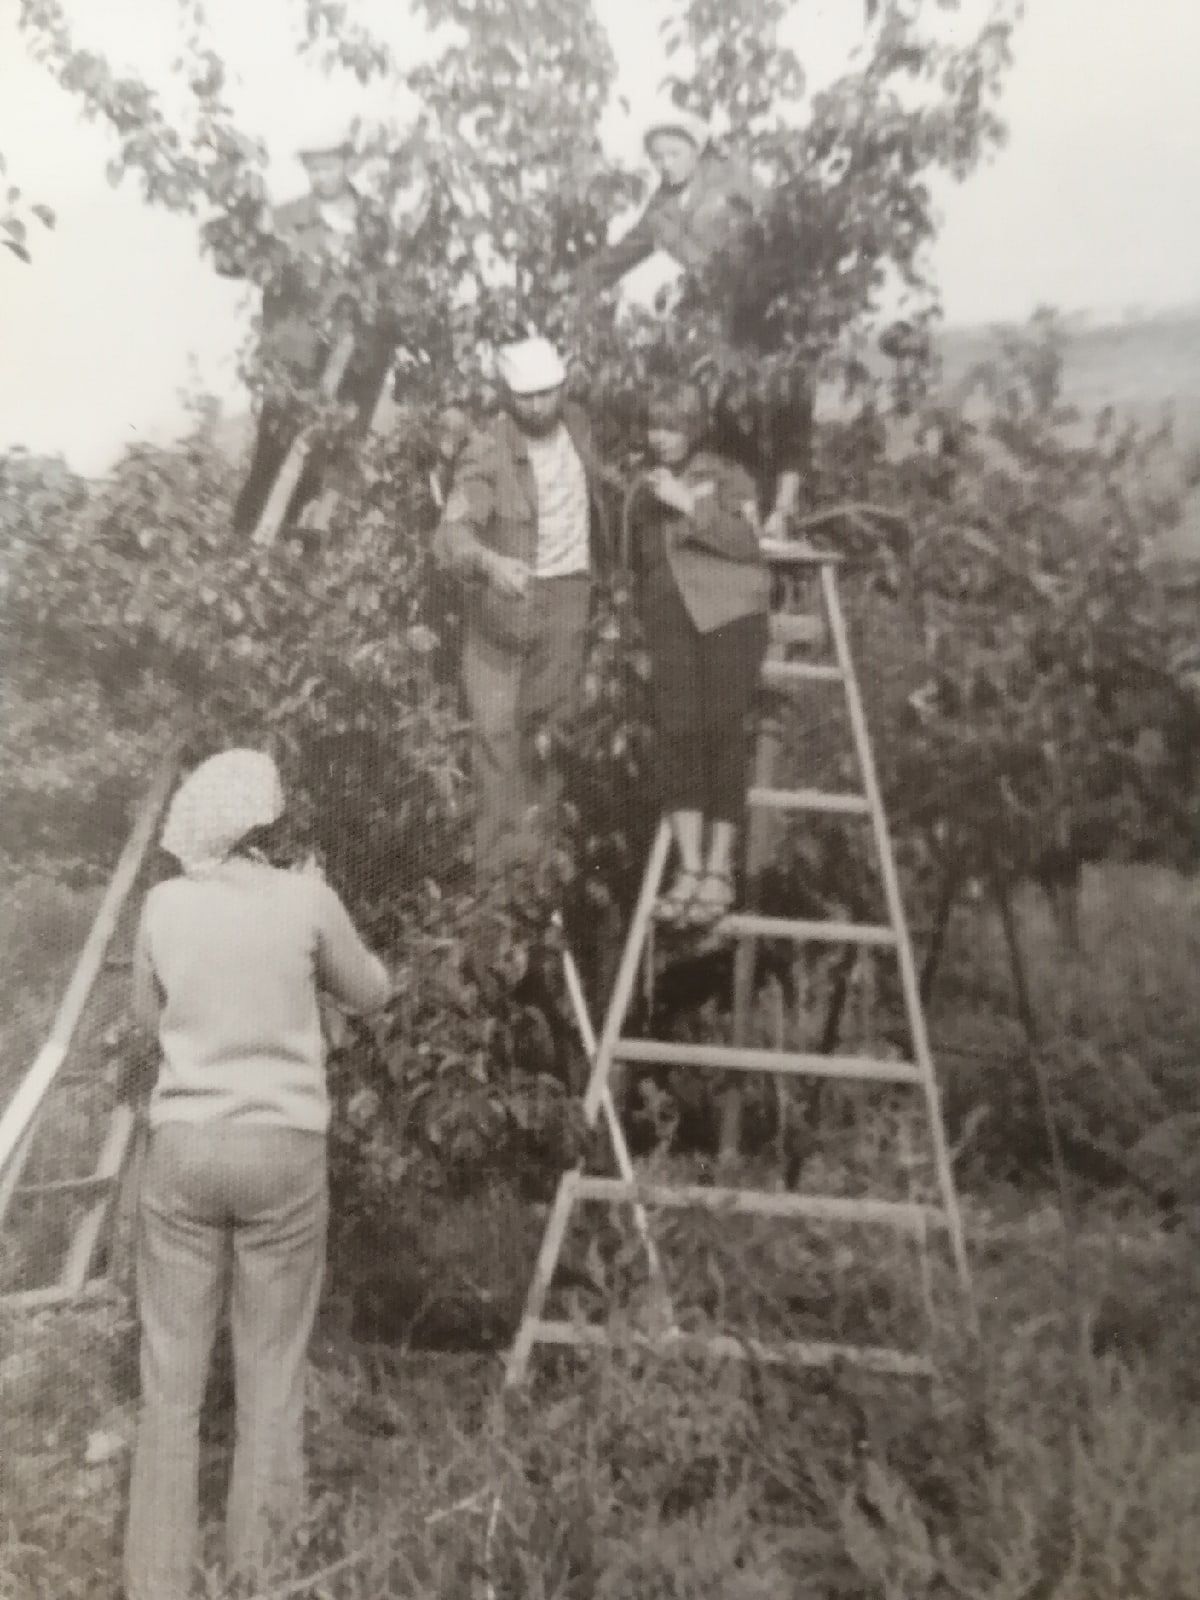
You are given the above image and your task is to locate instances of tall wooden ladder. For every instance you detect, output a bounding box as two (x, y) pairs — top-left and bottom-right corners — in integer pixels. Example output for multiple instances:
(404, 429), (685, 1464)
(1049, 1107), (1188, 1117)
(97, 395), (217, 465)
(505, 544), (975, 1386)
(1, 323), (382, 1309)
(0, 757), (178, 1309)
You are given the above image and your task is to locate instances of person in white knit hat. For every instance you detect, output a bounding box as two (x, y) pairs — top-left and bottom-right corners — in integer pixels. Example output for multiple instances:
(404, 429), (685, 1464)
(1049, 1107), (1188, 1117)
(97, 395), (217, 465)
(124, 749), (391, 1600)
(434, 335), (606, 894)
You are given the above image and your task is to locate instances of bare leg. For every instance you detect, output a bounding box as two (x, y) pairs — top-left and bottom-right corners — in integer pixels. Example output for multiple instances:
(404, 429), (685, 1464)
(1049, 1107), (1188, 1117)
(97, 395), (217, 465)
(691, 819), (737, 924)
(658, 809), (704, 923)
(763, 469), (802, 539)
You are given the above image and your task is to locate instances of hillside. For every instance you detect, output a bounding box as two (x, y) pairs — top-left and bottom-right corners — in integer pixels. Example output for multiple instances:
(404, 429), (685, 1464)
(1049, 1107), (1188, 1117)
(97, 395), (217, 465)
(940, 303), (1200, 433)
(200, 304), (1200, 558)
(947, 307), (1200, 560)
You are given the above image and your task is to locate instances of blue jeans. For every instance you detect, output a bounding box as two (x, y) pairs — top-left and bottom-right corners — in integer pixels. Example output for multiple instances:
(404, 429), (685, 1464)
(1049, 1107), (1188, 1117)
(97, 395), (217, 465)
(124, 1123), (328, 1600)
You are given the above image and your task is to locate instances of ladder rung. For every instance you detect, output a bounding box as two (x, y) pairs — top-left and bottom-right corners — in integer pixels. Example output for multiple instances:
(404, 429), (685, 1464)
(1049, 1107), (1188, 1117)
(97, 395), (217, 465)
(761, 660), (842, 684)
(524, 1319), (932, 1377)
(747, 787), (870, 815)
(760, 542), (846, 568)
(0, 1279), (117, 1312)
(613, 1038), (922, 1084)
(768, 614), (826, 646)
(15, 1175), (115, 1199)
(575, 1177), (941, 1231)
(721, 912), (897, 945)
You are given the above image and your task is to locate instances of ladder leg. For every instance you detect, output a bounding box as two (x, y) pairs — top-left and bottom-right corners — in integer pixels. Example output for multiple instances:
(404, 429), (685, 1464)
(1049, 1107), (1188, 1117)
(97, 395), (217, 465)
(819, 566), (977, 1329)
(505, 1171), (580, 1388)
(557, 921), (674, 1319)
(726, 710), (782, 1164)
(582, 819), (673, 1124)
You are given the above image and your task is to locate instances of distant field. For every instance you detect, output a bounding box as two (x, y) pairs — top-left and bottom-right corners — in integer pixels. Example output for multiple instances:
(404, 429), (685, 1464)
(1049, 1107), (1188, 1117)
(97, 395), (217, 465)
(914, 305), (1200, 558)
(941, 306), (1200, 420)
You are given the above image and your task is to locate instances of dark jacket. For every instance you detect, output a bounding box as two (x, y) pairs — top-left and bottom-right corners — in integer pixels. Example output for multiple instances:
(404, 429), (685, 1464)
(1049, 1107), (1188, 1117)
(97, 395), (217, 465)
(206, 191), (398, 414)
(580, 150), (760, 293)
(632, 450), (768, 634)
(433, 405), (608, 646)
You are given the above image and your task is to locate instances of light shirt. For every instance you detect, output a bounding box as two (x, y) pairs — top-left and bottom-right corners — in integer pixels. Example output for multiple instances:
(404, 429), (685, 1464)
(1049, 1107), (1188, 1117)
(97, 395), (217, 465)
(525, 423), (590, 577)
(132, 857), (390, 1133)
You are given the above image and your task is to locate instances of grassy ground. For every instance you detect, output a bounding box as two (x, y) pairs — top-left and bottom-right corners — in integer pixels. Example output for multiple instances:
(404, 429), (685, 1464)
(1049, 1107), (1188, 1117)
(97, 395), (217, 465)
(0, 868), (103, 1091)
(3, 857), (1200, 1596)
(3, 1198), (1198, 1598)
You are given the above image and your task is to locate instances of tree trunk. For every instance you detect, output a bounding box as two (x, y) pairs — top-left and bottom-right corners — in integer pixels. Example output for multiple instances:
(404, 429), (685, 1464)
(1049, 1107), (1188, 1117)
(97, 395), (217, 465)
(919, 854), (964, 1005)
(990, 869), (1040, 1046)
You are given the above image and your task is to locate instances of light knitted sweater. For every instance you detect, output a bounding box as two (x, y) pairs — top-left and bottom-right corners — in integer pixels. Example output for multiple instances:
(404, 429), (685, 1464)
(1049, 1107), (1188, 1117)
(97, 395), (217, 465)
(132, 857), (391, 1133)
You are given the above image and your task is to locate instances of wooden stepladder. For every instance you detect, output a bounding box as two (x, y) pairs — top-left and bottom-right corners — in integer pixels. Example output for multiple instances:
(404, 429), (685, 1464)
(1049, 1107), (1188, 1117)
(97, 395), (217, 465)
(0, 754), (179, 1309)
(505, 545), (976, 1386)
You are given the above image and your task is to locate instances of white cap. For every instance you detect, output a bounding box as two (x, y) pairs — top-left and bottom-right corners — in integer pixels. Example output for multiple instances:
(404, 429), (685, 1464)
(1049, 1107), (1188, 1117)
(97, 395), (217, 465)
(495, 336), (567, 396)
(644, 101), (711, 154)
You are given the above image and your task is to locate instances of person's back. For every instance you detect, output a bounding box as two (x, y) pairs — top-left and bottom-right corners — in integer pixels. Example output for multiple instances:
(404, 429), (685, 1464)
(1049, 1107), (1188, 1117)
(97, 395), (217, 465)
(125, 750), (392, 1600)
(136, 856), (389, 1133)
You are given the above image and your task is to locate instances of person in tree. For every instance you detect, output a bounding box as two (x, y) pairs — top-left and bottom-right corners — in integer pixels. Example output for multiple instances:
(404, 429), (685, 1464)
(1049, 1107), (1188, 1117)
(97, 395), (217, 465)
(124, 749), (391, 1600)
(433, 336), (607, 894)
(577, 100), (810, 539)
(206, 122), (402, 536)
(628, 382), (769, 925)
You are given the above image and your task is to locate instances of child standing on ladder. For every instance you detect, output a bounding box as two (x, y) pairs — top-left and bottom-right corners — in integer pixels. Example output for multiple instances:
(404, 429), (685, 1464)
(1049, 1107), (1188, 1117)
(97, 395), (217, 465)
(631, 382), (770, 927)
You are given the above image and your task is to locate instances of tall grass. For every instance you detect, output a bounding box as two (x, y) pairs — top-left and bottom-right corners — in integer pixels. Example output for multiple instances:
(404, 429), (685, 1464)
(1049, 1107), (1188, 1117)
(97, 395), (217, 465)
(2, 865), (1199, 1597)
(3, 1207), (1198, 1598)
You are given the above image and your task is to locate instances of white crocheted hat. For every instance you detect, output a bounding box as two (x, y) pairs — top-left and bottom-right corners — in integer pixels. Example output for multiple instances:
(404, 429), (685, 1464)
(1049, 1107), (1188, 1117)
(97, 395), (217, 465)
(161, 749), (284, 876)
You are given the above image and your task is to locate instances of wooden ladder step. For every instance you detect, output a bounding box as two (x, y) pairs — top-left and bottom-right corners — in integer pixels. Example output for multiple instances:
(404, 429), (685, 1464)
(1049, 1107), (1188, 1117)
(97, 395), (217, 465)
(524, 1319), (933, 1377)
(761, 659), (842, 684)
(747, 787), (870, 814)
(759, 542), (845, 568)
(15, 1175), (114, 1199)
(575, 1176), (943, 1230)
(768, 614), (827, 647)
(613, 1038), (922, 1084)
(0, 1279), (119, 1312)
(719, 911), (897, 945)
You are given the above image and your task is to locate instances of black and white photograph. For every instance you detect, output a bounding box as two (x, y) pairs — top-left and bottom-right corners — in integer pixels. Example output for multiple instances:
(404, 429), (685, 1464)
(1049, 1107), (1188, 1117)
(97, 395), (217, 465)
(2, 1), (1199, 1595)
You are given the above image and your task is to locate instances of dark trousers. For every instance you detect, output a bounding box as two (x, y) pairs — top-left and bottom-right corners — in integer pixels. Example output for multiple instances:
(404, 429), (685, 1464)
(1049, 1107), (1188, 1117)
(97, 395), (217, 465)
(645, 578), (768, 824)
(461, 574), (591, 892)
(711, 372), (814, 513)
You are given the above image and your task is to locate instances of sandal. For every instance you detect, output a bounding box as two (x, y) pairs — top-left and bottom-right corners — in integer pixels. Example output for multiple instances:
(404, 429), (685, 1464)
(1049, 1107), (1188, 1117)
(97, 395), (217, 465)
(656, 869), (702, 925)
(687, 870), (735, 927)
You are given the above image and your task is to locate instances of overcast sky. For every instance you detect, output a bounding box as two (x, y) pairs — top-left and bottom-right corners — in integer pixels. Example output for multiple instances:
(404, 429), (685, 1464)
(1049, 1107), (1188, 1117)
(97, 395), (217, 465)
(1, 0), (1197, 475)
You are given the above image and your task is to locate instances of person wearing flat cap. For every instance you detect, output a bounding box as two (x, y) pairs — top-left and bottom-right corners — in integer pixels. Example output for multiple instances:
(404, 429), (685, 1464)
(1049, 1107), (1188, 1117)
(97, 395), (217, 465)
(578, 103), (753, 290)
(578, 99), (810, 541)
(206, 121), (401, 536)
(433, 336), (604, 892)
